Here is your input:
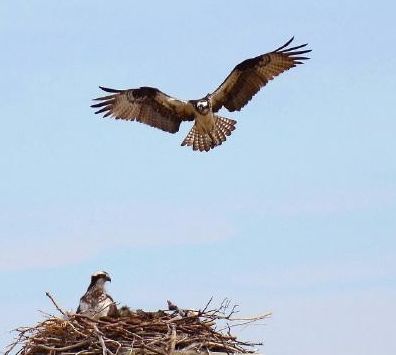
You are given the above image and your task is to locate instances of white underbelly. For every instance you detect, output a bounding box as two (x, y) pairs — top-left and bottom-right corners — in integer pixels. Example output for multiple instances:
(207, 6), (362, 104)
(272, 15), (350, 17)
(195, 112), (215, 133)
(80, 298), (113, 318)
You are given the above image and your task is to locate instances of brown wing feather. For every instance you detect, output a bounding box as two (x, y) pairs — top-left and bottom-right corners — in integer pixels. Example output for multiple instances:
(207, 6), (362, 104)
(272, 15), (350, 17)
(211, 37), (311, 112)
(91, 86), (194, 134)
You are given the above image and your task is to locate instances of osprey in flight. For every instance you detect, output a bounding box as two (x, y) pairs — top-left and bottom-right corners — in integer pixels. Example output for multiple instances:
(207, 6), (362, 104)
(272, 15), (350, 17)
(91, 37), (311, 152)
(76, 271), (118, 319)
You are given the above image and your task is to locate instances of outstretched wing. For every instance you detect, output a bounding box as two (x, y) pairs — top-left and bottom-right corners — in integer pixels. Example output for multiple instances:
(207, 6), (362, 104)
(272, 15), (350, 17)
(91, 86), (195, 134)
(211, 37), (311, 112)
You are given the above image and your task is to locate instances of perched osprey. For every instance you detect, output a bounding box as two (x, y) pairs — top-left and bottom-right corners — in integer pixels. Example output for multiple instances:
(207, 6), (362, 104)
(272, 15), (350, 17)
(76, 271), (118, 319)
(92, 37), (311, 152)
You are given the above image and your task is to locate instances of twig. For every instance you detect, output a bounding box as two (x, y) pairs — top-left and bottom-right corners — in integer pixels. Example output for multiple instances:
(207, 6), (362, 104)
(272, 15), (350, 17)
(199, 296), (213, 315)
(32, 340), (91, 352)
(167, 324), (176, 355)
(6, 297), (266, 355)
(45, 292), (66, 316)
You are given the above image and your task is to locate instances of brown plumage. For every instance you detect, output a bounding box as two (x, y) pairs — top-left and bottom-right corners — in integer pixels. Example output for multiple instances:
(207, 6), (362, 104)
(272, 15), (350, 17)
(181, 116), (236, 151)
(91, 37), (311, 152)
(210, 37), (311, 112)
(77, 271), (118, 319)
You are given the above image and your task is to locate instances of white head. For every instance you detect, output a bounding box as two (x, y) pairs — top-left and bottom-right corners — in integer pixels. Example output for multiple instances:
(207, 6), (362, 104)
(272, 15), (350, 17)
(196, 99), (210, 114)
(88, 271), (111, 290)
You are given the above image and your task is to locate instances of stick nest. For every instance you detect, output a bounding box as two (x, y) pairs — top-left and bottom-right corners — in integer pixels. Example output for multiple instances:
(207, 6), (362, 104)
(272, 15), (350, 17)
(6, 297), (270, 355)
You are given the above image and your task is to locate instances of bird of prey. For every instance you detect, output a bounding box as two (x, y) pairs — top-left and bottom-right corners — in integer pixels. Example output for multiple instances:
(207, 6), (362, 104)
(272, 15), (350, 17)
(76, 271), (118, 319)
(91, 37), (311, 152)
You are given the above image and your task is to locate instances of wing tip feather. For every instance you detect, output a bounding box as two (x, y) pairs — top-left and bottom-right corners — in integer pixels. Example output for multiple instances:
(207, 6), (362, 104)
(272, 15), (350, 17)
(274, 38), (312, 58)
(274, 36), (295, 51)
(98, 86), (123, 93)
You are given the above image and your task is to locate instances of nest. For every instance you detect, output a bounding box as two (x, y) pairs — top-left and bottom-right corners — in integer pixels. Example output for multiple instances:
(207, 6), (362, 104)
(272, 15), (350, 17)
(5, 296), (270, 355)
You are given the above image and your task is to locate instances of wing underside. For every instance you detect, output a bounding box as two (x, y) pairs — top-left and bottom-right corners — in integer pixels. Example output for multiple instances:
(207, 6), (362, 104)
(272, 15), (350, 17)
(211, 37), (311, 112)
(91, 86), (194, 134)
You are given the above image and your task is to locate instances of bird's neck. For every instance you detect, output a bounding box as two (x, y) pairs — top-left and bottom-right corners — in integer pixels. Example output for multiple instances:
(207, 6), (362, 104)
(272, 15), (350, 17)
(87, 279), (106, 293)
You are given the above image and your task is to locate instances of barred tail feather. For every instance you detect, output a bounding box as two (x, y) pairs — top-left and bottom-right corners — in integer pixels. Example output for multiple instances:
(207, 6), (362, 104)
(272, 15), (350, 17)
(181, 116), (236, 152)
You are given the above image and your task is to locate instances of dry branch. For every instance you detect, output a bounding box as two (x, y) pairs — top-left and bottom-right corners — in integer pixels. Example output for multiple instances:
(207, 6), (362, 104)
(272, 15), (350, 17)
(5, 298), (270, 355)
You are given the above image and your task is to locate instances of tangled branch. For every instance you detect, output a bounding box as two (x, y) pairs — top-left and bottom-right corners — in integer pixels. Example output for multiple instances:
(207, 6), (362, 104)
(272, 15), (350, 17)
(5, 297), (270, 355)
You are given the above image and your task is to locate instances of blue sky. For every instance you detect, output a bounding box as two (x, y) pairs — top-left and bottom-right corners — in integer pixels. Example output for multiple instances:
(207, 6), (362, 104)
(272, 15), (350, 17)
(1, 1), (395, 354)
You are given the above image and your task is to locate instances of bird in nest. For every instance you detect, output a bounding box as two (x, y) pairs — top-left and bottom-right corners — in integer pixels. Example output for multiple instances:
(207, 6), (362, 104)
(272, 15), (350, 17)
(76, 271), (118, 319)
